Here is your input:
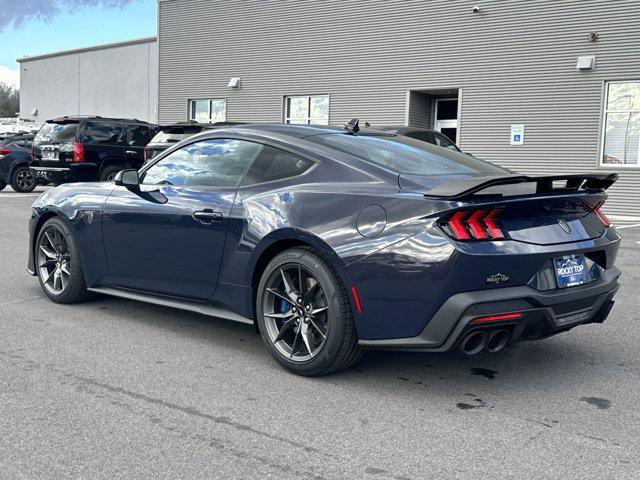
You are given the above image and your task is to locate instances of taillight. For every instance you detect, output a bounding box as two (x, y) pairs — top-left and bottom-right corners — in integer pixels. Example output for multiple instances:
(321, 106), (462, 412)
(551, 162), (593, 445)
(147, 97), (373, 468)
(31, 145), (35, 161)
(0, 148), (11, 156)
(73, 142), (84, 163)
(143, 148), (147, 163)
(594, 205), (611, 228)
(442, 208), (506, 241)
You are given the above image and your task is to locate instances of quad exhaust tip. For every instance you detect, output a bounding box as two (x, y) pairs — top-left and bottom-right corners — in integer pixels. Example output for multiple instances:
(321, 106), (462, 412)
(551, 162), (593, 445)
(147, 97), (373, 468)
(459, 331), (489, 355)
(459, 328), (511, 355)
(486, 329), (510, 353)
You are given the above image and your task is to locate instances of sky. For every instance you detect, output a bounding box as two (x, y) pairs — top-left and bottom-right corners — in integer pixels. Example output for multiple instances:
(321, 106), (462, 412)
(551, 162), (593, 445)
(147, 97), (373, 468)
(0, 0), (157, 89)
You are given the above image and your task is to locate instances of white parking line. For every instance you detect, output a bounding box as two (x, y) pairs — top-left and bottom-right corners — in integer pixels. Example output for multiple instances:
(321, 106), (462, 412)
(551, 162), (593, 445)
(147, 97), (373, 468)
(615, 223), (640, 230)
(0, 193), (42, 198)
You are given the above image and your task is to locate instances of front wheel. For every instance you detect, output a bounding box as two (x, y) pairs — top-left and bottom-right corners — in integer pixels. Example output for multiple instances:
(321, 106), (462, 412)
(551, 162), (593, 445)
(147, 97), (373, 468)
(36, 217), (90, 304)
(256, 248), (363, 376)
(10, 165), (37, 193)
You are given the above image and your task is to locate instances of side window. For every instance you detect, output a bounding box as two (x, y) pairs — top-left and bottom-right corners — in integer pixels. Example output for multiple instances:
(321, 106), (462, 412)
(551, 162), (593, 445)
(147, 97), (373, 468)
(84, 121), (123, 145)
(242, 145), (314, 185)
(142, 138), (263, 187)
(125, 125), (152, 146)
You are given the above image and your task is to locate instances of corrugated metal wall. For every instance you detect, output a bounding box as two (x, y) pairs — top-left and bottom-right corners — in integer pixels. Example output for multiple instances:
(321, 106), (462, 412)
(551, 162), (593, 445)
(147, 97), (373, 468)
(159, 0), (640, 216)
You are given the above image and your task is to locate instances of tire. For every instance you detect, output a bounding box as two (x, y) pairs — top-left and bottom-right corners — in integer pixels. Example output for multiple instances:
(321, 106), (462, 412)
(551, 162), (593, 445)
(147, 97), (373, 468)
(10, 165), (37, 193)
(35, 217), (90, 304)
(0, 180), (6, 191)
(256, 247), (363, 376)
(99, 165), (125, 182)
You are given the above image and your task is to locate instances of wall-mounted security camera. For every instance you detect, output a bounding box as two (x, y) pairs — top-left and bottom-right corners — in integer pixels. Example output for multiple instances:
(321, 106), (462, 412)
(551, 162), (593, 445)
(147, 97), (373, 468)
(472, 5), (481, 13)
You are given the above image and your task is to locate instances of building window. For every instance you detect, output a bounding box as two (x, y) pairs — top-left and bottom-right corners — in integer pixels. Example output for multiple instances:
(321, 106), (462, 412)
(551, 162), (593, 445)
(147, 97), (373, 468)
(601, 81), (640, 166)
(284, 95), (329, 125)
(188, 99), (227, 123)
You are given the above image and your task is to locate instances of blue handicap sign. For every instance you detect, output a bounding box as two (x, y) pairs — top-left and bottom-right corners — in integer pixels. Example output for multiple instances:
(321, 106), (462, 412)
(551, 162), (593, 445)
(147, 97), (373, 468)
(513, 134), (521, 141)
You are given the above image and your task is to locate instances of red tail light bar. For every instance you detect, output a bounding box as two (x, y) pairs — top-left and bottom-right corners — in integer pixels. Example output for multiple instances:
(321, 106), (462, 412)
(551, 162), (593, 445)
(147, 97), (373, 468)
(0, 148), (11, 156)
(594, 205), (611, 228)
(470, 312), (523, 324)
(442, 208), (507, 241)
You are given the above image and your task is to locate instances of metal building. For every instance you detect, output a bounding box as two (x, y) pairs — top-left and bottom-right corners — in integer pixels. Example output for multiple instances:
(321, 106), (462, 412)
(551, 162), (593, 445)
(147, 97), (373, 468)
(18, 37), (158, 124)
(157, 0), (640, 217)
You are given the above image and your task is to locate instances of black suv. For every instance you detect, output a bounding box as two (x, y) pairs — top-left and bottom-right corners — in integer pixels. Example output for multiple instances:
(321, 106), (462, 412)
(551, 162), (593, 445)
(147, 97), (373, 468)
(31, 116), (159, 184)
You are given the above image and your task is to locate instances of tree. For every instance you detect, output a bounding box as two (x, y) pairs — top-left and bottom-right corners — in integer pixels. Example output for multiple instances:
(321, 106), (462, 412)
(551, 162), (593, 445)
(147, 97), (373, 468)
(0, 83), (19, 118)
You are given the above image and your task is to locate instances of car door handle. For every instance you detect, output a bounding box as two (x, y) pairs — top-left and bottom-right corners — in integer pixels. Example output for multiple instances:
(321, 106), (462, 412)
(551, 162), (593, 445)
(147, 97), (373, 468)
(192, 210), (223, 224)
(125, 150), (137, 155)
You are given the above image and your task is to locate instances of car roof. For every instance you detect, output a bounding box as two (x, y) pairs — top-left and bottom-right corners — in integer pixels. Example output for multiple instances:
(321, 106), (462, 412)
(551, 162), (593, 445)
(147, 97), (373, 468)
(47, 115), (154, 125)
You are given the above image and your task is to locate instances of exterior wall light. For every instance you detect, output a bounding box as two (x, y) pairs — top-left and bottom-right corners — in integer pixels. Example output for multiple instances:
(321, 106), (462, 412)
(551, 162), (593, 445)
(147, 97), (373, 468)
(228, 77), (242, 89)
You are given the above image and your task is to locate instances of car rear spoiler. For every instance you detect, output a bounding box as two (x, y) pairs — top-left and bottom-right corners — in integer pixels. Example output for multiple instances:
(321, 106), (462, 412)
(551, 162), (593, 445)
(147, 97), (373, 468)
(413, 173), (619, 200)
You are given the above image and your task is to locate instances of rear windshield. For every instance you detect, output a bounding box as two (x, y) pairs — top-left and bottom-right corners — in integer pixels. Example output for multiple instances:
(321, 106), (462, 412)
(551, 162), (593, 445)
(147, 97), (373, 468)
(35, 122), (78, 144)
(307, 133), (506, 175)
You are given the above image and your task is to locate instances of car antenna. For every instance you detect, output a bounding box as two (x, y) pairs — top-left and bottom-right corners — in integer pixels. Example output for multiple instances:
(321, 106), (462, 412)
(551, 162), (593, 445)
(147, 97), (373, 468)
(343, 118), (360, 135)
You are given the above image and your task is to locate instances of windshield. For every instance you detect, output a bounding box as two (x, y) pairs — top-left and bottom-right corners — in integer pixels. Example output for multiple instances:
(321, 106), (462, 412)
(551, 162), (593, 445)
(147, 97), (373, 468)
(35, 122), (78, 144)
(307, 133), (506, 175)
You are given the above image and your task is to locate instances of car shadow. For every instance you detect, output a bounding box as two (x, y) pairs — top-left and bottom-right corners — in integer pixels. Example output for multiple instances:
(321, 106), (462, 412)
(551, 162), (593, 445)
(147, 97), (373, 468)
(87, 294), (616, 401)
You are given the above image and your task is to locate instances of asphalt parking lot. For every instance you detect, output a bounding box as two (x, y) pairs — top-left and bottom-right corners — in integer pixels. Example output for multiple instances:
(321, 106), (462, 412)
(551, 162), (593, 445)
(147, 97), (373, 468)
(1, 187), (639, 479)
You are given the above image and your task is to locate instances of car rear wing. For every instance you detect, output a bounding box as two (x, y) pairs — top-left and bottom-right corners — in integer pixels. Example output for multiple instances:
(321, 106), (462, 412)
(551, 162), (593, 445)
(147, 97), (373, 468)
(412, 173), (619, 200)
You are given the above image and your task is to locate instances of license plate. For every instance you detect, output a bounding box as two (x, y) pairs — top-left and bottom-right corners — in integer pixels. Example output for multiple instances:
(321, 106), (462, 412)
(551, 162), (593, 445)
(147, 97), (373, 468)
(554, 254), (587, 288)
(42, 150), (58, 161)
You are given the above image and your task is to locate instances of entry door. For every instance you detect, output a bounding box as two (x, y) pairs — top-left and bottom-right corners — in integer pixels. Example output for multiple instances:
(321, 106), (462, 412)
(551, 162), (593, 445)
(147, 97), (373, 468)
(434, 99), (458, 143)
(101, 137), (263, 300)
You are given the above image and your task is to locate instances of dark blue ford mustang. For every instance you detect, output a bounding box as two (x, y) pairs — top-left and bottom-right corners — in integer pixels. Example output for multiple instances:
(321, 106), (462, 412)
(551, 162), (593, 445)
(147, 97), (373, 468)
(27, 122), (621, 376)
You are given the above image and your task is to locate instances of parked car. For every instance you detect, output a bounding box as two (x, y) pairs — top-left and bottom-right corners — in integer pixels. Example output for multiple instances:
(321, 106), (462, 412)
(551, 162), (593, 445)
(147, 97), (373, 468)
(0, 134), (38, 192)
(27, 121), (620, 376)
(30, 116), (159, 185)
(377, 126), (465, 152)
(144, 122), (245, 164)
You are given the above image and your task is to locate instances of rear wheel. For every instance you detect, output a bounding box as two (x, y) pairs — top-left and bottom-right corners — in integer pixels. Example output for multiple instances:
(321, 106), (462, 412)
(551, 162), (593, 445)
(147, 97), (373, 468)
(99, 165), (124, 182)
(10, 165), (37, 193)
(36, 217), (90, 304)
(256, 248), (363, 376)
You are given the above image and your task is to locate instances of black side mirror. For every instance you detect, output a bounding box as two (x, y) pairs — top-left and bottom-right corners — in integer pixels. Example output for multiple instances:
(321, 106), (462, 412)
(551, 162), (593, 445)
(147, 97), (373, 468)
(114, 169), (140, 187)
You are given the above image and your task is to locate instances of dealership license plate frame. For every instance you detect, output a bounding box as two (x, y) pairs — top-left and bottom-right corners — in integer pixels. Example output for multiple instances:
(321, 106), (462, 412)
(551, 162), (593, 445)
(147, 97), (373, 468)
(554, 254), (587, 289)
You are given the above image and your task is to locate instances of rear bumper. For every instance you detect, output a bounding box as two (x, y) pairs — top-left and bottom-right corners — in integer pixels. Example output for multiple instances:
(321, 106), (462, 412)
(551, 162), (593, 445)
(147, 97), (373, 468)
(31, 164), (98, 183)
(358, 266), (621, 352)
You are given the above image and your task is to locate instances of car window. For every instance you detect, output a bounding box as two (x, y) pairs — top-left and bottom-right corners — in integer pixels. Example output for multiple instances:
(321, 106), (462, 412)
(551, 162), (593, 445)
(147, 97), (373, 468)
(307, 133), (506, 175)
(142, 138), (263, 187)
(242, 145), (314, 185)
(125, 125), (152, 147)
(433, 132), (459, 151)
(84, 121), (123, 145)
(34, 122), (78, 144)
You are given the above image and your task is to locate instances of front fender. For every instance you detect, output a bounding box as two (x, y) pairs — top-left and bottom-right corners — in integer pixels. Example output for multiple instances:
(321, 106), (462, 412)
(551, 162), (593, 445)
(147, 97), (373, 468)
(29, 183), (114, 287)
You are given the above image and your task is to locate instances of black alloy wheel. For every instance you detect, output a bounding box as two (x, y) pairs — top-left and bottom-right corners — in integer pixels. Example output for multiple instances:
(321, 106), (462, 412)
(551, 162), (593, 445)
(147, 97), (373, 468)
(11, 165), (37, 193)
(35, 217), (90, 304)
(256, 248), (363, 376)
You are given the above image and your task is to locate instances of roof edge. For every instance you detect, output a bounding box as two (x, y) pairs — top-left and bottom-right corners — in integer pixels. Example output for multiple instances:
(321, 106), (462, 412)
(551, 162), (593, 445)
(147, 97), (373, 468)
(17, 36), (157, 63)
